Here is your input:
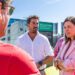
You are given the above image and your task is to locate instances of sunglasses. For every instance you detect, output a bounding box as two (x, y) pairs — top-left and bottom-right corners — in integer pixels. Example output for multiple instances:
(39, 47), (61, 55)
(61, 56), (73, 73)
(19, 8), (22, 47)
(7, 5), (15, 15)
(0, 0), (15, 15)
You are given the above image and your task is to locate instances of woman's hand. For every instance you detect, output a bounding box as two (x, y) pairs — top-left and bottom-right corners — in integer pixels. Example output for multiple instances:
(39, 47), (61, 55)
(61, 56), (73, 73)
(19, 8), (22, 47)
(54, 59), (59, 70)
(57, 59), (65, 70)
(54, 59), (65, 70)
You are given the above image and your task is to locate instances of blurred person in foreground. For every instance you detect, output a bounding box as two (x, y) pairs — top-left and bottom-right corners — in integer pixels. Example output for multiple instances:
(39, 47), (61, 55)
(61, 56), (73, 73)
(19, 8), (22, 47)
(15, 15), (54, 75)
(54, 16), (75, 75)
(0, 0), (40, 75)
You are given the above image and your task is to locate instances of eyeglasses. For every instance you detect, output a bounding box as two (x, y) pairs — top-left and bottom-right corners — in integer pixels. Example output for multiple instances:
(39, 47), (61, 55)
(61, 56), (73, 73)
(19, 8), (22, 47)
(0, 0), (15, 15)
(2, 5), (15, 16)
(6, 5), (15, 15)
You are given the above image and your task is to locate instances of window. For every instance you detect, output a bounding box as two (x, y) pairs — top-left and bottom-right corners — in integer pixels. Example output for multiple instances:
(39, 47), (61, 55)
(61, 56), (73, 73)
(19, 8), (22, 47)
(8, 29), (10, 34)
(8, 37), (10, 41)
(20, 28), (23, 31)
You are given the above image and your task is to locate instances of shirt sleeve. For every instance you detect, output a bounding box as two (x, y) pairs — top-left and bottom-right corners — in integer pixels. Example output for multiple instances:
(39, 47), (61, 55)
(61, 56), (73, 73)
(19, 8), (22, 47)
(44, 38), (54, 57)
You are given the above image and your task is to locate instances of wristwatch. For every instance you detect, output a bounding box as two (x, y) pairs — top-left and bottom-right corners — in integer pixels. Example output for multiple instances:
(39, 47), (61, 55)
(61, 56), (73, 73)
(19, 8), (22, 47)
(38, 61), (43, 66)
(39, 64), (47, 71)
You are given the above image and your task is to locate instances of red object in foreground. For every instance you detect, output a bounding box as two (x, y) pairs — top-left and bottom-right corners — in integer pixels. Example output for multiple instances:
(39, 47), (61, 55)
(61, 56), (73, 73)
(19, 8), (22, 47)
(0, 42), (40, 75)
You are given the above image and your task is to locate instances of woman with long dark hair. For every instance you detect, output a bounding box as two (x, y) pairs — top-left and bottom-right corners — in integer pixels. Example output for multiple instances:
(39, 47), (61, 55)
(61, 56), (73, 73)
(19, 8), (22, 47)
(54, 16), (75, 75)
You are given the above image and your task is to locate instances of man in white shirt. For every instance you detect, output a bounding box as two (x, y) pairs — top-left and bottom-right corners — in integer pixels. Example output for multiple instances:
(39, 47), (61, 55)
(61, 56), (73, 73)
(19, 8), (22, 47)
(16, 15), (54, 75)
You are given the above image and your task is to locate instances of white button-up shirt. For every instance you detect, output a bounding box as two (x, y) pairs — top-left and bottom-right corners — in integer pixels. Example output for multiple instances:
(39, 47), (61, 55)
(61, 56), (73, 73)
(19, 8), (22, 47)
(16, 32), (54, 62)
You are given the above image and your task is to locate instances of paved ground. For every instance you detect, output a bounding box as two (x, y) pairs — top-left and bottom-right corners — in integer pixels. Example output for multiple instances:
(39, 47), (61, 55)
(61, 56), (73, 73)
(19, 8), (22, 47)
(45, 66), (59, 75)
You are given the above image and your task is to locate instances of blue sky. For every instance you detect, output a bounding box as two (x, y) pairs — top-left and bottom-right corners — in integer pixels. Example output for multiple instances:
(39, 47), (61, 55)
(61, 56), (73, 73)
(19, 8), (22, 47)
(11, 0), (75, 33)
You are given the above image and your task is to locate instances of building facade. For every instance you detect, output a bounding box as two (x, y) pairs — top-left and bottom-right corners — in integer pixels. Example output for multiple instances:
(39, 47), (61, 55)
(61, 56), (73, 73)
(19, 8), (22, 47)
(0, 18), (58, 47)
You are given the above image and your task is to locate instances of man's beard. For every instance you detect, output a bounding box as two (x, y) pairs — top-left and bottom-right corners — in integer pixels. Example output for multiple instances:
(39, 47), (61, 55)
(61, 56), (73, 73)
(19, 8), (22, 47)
(32, 27), (38, 33)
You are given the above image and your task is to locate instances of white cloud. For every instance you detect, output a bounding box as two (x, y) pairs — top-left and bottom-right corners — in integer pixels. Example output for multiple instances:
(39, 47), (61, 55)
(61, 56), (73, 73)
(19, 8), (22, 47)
(44, 0), (62, 5)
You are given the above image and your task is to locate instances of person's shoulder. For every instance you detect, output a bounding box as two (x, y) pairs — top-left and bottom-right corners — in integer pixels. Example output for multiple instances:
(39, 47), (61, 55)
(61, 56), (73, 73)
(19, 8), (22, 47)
(0, 42), (15, 49)
(0, 42), (17, 55)
(16, 32), (28, 42)
(60, 37), (64, 40)
(0, 42), (22, 53)
(2, 43), (33, 59)
(59, 37), (64, 42)
(18, 33), (26, 39)
(38, 32), (48, 40)
(56, 37), (64, 46)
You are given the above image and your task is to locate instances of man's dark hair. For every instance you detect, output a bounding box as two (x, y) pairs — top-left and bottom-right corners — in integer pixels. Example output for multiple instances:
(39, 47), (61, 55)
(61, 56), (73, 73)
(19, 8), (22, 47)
(27, 15), (39, 25)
